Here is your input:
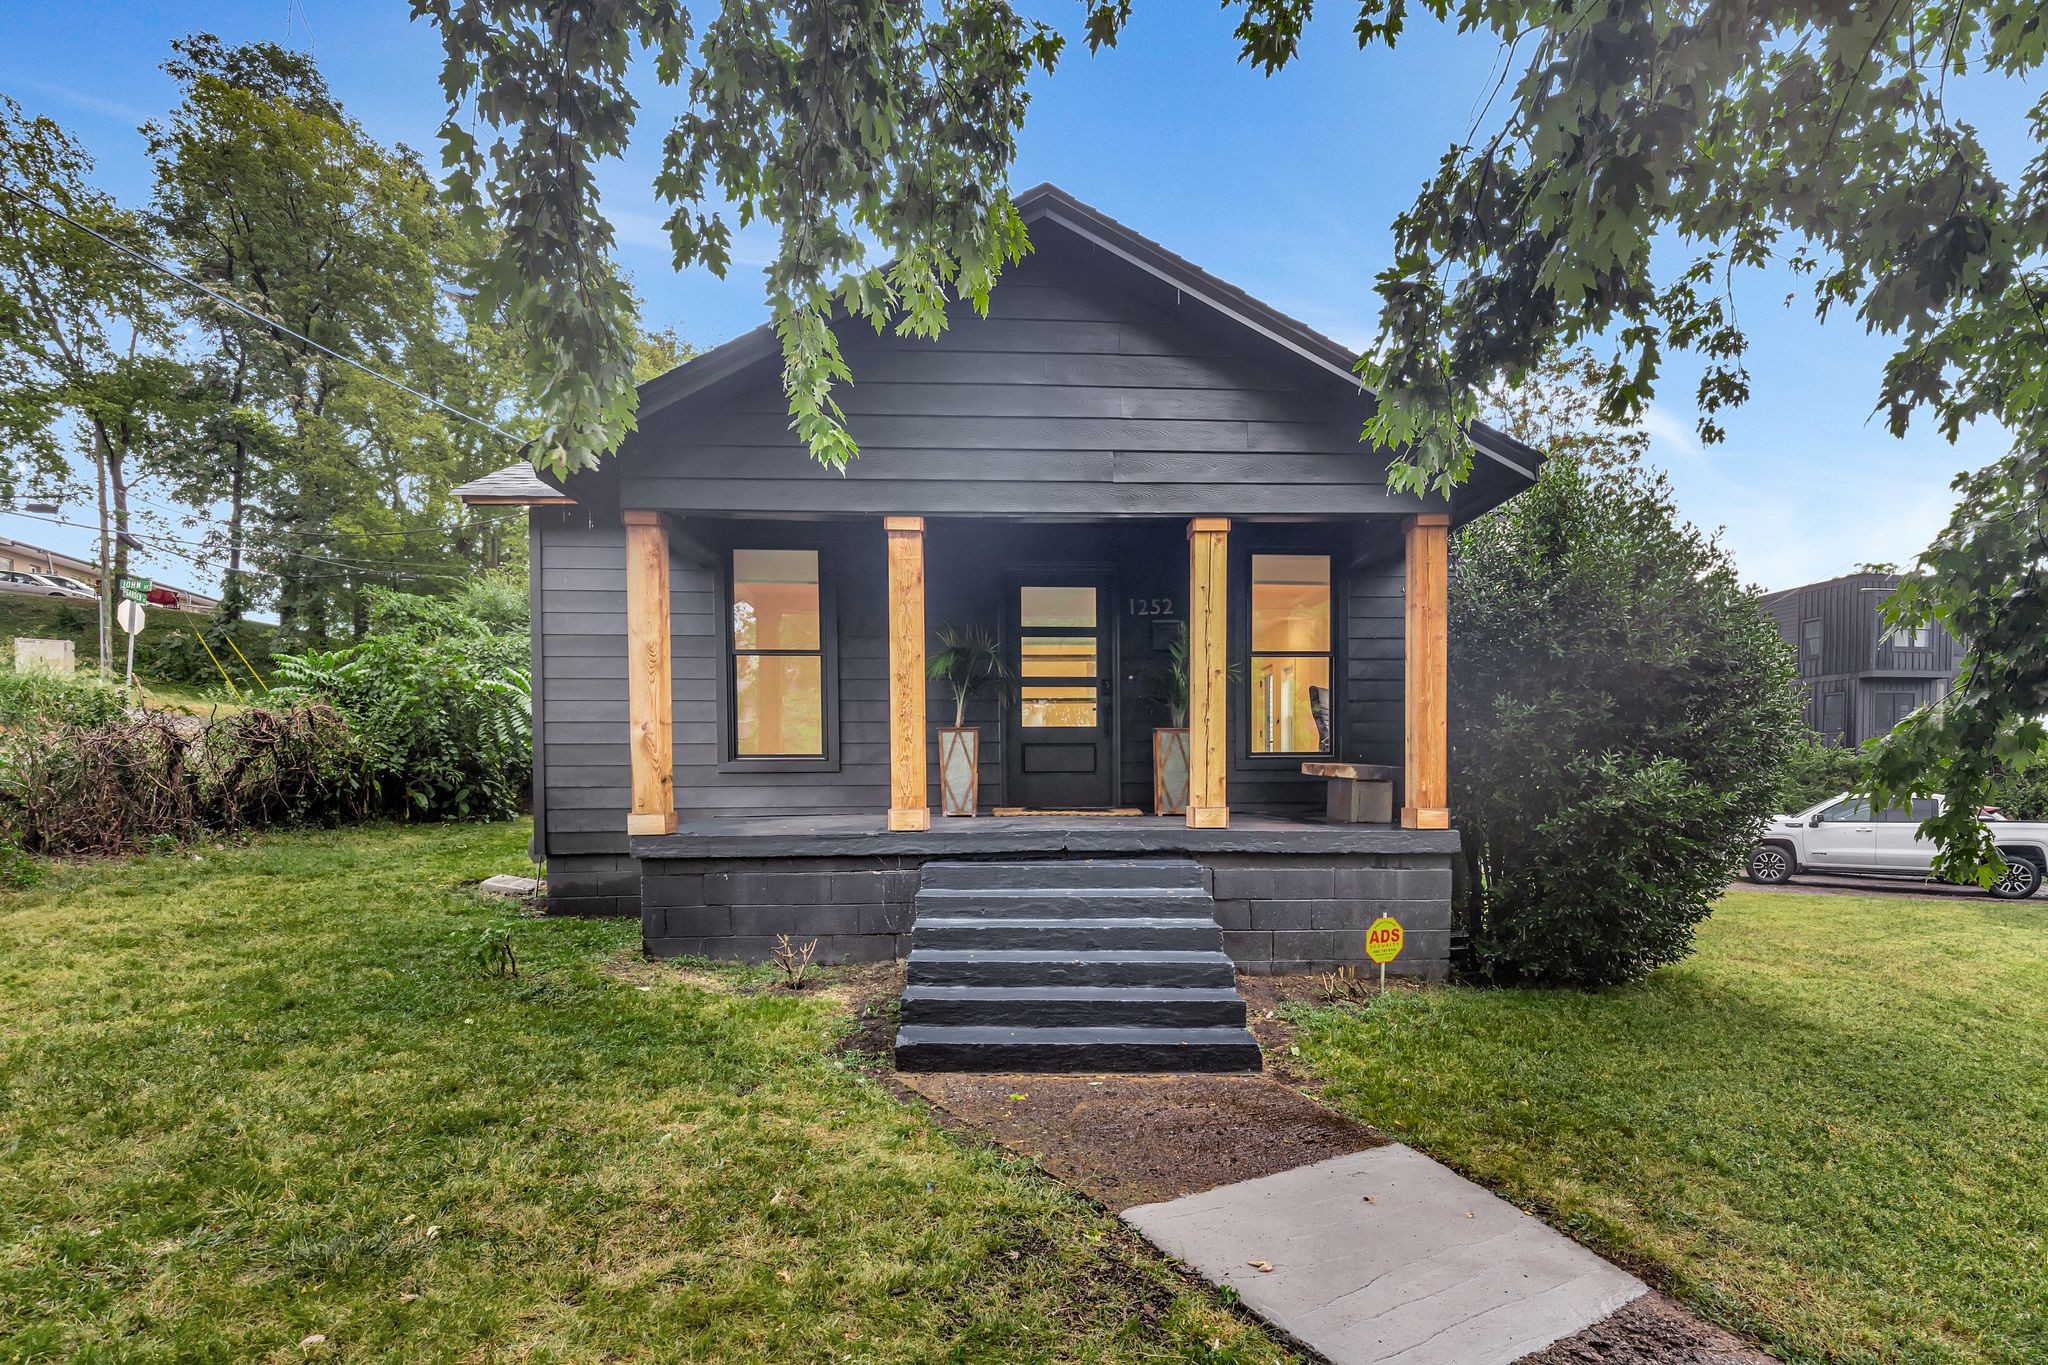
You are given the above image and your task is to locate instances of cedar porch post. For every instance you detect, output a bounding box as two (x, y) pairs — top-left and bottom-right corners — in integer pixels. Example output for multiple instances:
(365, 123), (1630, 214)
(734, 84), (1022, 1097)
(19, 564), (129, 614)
(1401, 512), (1451, 830)
(1186, 516), (1230, 829)
(623, 510), (676, 836)
(885, 516), (931, 831)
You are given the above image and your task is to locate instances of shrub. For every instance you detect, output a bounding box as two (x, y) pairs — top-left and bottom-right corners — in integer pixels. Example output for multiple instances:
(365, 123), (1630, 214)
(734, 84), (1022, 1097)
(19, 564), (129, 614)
(1779, 736), (1873, 811)
(0, 705), (365, 855)
(270, 586), (531, 820)
(0, 669), (128, 730)
(1451, 455), (1804, 988)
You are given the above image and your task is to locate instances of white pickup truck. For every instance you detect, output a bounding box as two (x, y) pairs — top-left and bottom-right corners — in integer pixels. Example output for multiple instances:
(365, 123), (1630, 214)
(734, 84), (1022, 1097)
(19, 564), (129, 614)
(1746, 794), (2046, 898)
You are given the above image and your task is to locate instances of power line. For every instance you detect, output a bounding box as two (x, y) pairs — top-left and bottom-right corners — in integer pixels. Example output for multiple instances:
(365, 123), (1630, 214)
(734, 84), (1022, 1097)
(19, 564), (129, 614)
(0, 181), (531, 450)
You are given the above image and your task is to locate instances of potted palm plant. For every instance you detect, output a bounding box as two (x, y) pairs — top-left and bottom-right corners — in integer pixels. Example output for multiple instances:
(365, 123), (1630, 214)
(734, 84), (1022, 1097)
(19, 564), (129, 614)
(1140, 627), (1194, 816)
(927, 624), (1011, 817)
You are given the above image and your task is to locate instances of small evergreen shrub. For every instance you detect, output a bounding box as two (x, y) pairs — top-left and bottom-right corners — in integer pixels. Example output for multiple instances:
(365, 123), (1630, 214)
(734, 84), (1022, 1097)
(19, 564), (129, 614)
(1452, 455), (1804, 988)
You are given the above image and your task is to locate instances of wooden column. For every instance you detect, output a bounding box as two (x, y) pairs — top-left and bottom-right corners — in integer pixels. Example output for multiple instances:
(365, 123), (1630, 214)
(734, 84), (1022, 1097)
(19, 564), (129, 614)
(1186, 516), (1230, 829)
(1402, 512), (1451, 830)
(885, 516), (931, 831)
(623, 510), (676, 836)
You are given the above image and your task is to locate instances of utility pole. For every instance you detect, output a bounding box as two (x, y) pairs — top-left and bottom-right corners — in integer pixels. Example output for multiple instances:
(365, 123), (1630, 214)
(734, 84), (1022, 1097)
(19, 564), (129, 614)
(93, 438), (112, 682)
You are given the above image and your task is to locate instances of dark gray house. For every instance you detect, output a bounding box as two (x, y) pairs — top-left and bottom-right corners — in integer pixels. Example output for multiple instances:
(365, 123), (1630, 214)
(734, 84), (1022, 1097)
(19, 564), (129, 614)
(1762, 571), (1961, 746)
(457, 185), (1541, 1069)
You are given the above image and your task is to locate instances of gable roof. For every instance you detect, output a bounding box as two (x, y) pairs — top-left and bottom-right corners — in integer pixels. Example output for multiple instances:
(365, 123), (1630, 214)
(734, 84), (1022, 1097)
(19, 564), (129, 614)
(629, 182), (1541, 486)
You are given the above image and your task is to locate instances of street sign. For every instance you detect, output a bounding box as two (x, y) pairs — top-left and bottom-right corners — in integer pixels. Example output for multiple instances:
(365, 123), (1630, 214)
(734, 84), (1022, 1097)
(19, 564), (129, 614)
(119, 575), (151, 603)
(114, 599), (145, 689)
(1365, 914), (1404, 994)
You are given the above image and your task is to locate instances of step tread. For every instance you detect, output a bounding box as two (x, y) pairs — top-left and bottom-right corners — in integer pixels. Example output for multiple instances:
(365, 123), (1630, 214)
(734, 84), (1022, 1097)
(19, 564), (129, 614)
(914, 915), (1219, 930)
(914, 886), (1211, 901)
(902, 984), (1244, 1001)
(895, 1024), (1259, 1046)
(909, 948), (1234, 963)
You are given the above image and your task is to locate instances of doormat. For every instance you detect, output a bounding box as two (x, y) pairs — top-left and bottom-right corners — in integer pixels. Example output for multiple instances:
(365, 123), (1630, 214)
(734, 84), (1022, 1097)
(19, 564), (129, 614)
(990, 807), (1147, 817)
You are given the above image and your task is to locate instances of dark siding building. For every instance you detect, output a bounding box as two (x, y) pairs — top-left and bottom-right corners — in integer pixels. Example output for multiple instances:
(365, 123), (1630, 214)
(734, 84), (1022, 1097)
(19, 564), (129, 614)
(458, 184), (1543, 982)
(1762, 571), (1961, 746)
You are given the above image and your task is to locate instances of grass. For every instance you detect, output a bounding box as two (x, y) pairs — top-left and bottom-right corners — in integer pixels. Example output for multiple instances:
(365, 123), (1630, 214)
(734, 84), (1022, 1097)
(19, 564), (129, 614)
(0, 821), (1283, 1362)
(1287, 888), (2048, 1365)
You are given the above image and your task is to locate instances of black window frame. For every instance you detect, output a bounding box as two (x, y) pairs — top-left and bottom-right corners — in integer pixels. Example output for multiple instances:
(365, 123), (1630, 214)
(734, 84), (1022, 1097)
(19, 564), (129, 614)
(716, 544), (840, 774)
(1240, 547), (1339, 764)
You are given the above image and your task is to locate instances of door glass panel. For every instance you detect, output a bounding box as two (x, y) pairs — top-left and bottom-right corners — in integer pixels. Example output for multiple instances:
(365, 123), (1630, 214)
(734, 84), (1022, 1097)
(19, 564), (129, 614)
(1251, 555), (1331, 651)
(1021, 685), (1097, 728)
(1250, 655), (1332, 754)
(1021, 636), (1097, 678)
(1020, 586), (1095, 629)
(732, 549), (820, 649)
(1818, 798), (1871, 823)
(735, 654), (824, 755)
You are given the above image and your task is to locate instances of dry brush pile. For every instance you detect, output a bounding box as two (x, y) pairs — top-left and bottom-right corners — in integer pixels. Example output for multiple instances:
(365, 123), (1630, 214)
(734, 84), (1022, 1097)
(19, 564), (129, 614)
(0, 704), (367, 855)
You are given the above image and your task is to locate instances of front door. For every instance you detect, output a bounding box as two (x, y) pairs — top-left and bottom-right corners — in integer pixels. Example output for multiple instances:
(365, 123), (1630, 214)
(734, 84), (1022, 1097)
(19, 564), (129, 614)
(1006, 573), (1115, 809)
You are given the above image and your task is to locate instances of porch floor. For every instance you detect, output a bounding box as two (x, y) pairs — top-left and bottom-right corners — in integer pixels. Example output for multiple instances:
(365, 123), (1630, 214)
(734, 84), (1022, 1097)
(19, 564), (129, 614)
(629, 812), (1459, 862)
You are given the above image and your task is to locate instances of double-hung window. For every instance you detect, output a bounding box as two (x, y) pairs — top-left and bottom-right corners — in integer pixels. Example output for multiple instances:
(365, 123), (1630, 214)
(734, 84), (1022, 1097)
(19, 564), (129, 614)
(729, 548), (825, 758)
(1249, 553), (1334, 755)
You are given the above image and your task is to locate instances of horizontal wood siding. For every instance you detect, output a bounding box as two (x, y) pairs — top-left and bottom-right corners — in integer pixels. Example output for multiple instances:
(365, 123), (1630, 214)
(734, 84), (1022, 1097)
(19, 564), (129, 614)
(534, 510), (631, 855)
(616, 244), (1428, 519)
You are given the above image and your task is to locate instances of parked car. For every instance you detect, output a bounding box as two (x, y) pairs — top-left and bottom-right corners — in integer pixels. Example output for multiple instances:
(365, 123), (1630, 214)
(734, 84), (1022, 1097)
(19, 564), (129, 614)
(35, 573), (100, 599)
(1747, 793), (2046, 899)
(146, 586), (180, 607)
(0, 570), (92, 600)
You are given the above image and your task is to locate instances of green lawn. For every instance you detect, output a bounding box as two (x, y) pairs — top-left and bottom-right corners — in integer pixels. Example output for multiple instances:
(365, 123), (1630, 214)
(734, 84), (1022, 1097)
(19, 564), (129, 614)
(1289, 888), (2048, 1365)
(0, 822), (1281, 1362)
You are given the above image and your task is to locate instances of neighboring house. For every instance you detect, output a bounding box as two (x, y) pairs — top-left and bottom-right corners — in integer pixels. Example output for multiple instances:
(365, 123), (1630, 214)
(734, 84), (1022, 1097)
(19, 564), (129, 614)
(0, 533), (221, 613)
(456, 183), (1541, 987)
(1762, 570), (1961, 746)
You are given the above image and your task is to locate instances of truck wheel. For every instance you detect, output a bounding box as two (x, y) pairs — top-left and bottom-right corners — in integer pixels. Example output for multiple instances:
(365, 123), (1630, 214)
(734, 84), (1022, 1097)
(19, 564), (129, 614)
(1746, 844), (1794, 885)
(1990, 855), (2041, 900)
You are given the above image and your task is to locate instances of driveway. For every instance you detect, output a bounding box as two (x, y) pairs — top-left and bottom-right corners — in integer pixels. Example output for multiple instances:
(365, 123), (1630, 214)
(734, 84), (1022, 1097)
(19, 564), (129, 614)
(1736, 872), (2040, 902)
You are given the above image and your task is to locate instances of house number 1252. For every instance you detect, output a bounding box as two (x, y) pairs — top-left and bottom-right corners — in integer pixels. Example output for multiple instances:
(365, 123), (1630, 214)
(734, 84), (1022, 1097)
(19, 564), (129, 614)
(1128, 597), (1175, 617)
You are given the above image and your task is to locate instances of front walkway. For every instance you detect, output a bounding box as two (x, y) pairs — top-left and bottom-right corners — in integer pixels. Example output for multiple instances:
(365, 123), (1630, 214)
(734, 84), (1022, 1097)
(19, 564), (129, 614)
(1125, 1144), (1644, 1365)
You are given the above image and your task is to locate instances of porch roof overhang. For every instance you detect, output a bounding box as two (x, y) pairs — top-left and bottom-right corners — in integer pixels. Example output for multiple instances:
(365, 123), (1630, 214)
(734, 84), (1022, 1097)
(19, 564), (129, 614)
(453, 463), (576, 506)
(628, 813), (1461, 863)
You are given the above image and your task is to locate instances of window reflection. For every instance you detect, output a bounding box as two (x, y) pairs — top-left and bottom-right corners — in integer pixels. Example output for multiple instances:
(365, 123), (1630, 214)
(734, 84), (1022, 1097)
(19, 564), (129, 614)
(1250, 554), (1333, 754)
(731, 549), (824, 757)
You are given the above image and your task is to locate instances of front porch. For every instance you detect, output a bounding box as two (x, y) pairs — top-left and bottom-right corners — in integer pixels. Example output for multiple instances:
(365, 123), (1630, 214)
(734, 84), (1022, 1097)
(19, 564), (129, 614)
(631, 811), (1457, 978)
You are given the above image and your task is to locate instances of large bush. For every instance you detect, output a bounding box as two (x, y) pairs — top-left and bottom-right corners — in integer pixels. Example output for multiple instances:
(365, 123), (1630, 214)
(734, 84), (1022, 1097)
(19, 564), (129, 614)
(1451, 455), (1803, 987)
(270, 586), (530, 820)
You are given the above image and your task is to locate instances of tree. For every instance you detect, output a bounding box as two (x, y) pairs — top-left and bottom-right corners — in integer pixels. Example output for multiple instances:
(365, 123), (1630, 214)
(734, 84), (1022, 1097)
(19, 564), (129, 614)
(1482, 346), (1649, 474)
(150, 36), (539, 642)
(1450, 453), (1803, 987)
(0, 96), (190, 674)
(417, 2), (2045, 881)
(415, 0), (1063, 475)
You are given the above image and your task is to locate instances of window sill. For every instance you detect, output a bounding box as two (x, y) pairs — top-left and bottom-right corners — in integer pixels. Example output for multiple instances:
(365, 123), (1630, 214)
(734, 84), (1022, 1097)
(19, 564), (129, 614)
(715, 755), (842, 775)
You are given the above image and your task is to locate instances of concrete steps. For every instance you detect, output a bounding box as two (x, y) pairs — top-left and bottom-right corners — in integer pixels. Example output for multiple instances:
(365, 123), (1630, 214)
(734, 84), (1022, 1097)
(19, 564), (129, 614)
(893, 859), (1261, 1073)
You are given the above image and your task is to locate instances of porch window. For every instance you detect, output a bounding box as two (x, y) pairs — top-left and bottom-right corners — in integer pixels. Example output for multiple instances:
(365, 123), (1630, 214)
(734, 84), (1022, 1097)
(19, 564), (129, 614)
(731, 548), (825, 757)
(1249, 553), (1333, 755)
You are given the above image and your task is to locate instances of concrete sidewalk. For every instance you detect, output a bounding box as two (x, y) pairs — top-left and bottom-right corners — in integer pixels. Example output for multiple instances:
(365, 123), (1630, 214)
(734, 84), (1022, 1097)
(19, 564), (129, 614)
(1123, 1143), (1647, 1365)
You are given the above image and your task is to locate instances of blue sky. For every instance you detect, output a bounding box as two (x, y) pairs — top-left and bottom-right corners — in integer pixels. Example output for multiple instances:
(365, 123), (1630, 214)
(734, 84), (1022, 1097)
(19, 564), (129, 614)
(1, 1), (2033, 594)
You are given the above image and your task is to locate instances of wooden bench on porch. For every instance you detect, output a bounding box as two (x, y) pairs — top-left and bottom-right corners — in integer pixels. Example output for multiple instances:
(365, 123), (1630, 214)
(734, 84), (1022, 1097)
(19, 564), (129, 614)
(1301, 762), (1398, 824)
